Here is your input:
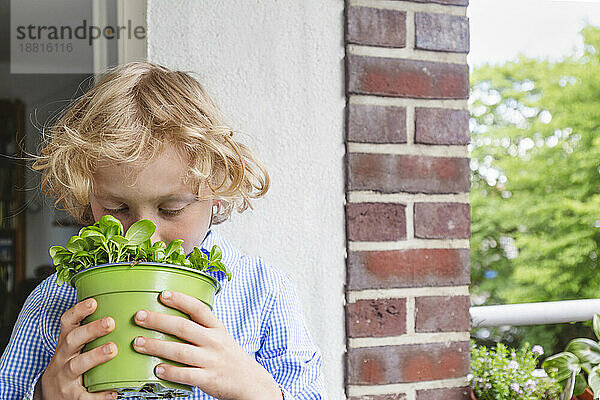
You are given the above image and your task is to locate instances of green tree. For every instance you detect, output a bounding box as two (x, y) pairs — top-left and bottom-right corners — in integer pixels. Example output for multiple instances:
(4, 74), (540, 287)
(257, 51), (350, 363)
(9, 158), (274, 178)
(470, 25), (600, 353)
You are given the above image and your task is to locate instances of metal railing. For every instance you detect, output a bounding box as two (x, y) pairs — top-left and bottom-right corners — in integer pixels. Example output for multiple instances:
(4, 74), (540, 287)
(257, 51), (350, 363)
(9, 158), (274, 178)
(470, 299), (600, 327)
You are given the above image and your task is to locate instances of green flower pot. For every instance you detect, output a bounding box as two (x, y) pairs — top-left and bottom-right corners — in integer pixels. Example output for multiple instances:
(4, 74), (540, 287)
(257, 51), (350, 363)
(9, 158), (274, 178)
(72, 262), (221, 398)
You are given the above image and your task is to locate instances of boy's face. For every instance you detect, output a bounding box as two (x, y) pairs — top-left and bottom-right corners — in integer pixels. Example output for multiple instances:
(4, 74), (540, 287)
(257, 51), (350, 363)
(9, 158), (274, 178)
(89, 144), (213, 255)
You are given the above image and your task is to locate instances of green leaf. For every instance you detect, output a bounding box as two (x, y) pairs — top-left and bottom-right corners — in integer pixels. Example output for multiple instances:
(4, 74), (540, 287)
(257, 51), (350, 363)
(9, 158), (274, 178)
(582, 362), (594, 374)
(109, 235), (129, 247)
(135, 246), (148, 259)
(97, 215), (123, 236)
(213, 260), (231, 280)
(172, 252), (186, 264)
(562, 370), (577, 400)
(80, 229), (106, 244)
(588, 366), (600, 396)
(188, 247), (207, 270)
(49, 247), (72, 266)
(593, 314), (600, 341)
(566, 338), (600, 365)
(90, 246), (105, 256)
(149, 241), (166, 262)
(56, 267), (70, 287)
(66, 236), (87, 253)
(574, 373), (588, 396)
(79, 225), (102, 236)
(168, 248), (185, 264)
(543, 352), (581, 382)
(164, 239), (184, 260)
(105, 224), (120, 240)
(209, 245), (222, 262)
(49, 245), (67, 258)
(151, 241), (166, 251)
(125, 220), (156, 245)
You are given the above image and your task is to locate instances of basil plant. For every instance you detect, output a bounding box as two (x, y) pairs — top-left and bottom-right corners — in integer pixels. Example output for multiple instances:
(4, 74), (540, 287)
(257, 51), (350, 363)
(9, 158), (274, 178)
(543, 314), (600, 400)
(51, 215), (231, 286)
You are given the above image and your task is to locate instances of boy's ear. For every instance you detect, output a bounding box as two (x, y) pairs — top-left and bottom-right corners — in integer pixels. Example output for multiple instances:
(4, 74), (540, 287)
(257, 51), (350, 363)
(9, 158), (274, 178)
(211, 201), (220, 218)
(210, 200), (229, 226)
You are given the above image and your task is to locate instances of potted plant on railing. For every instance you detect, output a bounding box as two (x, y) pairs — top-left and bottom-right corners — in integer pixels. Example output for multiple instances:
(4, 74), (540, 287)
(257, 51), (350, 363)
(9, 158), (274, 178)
(469, 341), (562, 399)
(50, 215), (231, 398)
(543, 314), (600, 400)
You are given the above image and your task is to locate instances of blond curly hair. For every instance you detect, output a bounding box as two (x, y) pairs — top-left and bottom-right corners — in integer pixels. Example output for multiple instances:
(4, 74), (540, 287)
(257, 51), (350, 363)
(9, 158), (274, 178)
(32, 61), (270, 225)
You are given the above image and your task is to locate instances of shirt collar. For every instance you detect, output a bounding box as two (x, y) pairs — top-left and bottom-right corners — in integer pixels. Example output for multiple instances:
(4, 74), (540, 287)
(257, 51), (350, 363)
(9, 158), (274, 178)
(198, 229), (241, 286)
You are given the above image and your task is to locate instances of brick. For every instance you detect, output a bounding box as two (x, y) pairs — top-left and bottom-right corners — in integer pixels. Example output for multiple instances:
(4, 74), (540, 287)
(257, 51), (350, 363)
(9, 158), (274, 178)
(408, 0), (468, 5)
(348, 248), (470, 290)
(415, 13), (469, 53)
(415, 107), (469, 145)
(347, 6), (406, 48)
(348, 104), (407, 144)
(415, 296), (470, 332)
(347, 342), (469, 384)
(346, 298), (406, 338)
(348, 153), (470, 193)
(416, 387), (470, 400)
(347, 203), (406, 241)
(414, 202), (470, 239)
(350, 395), (407, 400)
(347, 55), (469, 99)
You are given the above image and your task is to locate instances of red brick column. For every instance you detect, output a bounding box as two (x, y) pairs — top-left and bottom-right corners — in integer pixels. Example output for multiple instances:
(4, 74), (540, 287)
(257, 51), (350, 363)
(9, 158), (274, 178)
(344, 1), (471, 399)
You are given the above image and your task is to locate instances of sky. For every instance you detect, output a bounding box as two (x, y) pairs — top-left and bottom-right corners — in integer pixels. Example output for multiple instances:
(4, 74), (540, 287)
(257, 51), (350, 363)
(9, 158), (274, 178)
(467, 0), (600, 67)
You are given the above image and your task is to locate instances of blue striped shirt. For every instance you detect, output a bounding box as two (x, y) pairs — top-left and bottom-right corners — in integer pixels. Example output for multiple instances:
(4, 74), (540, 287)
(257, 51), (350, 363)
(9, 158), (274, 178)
(0, 230), (326, 399)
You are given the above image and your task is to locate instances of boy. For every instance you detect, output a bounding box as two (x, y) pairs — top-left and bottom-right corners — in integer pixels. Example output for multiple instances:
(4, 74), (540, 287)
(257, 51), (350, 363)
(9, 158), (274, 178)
(0, 62), (326, 399)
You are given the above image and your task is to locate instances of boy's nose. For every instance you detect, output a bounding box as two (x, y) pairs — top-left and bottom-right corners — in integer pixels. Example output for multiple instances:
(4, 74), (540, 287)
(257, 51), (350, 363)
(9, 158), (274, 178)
(150, 227), (164, 244)
(148, 222), (169, 244)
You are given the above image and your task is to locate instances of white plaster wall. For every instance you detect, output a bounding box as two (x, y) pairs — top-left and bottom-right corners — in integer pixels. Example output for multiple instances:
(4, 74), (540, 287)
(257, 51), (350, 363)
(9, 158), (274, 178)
(146, 1), (346, 398)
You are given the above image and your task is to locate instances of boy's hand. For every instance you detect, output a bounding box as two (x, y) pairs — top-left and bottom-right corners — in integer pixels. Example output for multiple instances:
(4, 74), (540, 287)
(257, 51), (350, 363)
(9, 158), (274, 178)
(132, 291), (283, 400)
(36, 298), (118, 400)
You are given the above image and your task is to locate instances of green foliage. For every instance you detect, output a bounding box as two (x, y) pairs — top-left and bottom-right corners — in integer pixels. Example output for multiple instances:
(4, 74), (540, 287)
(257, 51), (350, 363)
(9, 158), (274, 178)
(543, 314), (600, 398)
(51, 215), (231, 286)
(470, 341), (561, 399)
(470, 25), (600, 353)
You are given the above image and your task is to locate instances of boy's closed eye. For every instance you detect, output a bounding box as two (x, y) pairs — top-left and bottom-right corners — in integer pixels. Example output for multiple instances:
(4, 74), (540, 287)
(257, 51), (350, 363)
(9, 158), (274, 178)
(102, 206), (186, 217)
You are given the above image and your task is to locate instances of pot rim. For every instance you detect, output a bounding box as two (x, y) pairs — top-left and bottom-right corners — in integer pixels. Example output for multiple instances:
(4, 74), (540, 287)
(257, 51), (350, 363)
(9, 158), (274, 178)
(70, 261), (222, 295)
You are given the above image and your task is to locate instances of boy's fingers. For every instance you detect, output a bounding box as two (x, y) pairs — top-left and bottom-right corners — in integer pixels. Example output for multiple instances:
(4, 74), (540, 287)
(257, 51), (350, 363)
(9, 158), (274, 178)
(60, 298), (97, 334)
(153, 364), (204, 388)
(132, 337), (204, 367)
(159, 291), (221, 329)
(62, 317), (115, 355)
(134, 310), (208, 345)
(66, 342), (118, 378)
(87, 392), (118, 400)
